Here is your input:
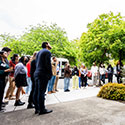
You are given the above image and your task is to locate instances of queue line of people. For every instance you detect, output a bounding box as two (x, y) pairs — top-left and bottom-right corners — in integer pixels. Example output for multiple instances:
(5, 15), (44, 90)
(0, 44), (124, 114)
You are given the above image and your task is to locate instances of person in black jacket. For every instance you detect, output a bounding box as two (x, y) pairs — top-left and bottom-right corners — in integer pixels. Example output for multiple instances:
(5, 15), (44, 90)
(27, 52), (37, 109)
(116, 61), (123, 83)
(107, 64), (113, 83)
(33, 42), (52, 115)
(0, 51), (10, 112)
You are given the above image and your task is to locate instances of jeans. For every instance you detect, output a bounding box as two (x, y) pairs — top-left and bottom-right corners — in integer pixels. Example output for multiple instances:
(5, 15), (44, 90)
(33, 77), (49, 112)
(48, 76), (56, 92)
(79, 77), (81, 88)
(100, 74), (105, 84)
(64, 77), (70, 91)
(26, 77), (32, 94)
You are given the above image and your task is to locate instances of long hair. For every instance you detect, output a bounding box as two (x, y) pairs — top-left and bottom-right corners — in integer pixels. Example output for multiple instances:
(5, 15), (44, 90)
(11, 54), (18, 64)
(32, 52), (37, 60)
(19, 56), (25, 64)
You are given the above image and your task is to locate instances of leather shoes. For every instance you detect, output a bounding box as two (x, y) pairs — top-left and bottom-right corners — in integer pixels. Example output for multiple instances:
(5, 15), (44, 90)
(0, 108), (5, 113)
(14, 100), (25, 106)
(27, 104), (35, 109)
(35, 110), (40, 114)
(39, 109), (53, 115)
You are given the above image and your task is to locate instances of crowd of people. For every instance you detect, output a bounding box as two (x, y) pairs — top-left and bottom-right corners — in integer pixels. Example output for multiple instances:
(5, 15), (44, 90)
(0, 43), (124, 114)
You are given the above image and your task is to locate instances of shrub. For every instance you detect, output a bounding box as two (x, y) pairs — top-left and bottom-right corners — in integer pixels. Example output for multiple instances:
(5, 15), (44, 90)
(97, 83), (125, 101)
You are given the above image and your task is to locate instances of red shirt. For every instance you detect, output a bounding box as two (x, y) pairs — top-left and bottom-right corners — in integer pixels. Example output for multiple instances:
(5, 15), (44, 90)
(26, 61), (31, 77)
(9, 60), (18, 77)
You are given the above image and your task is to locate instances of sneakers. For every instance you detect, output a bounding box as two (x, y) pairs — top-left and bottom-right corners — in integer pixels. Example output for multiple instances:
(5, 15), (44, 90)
(14, 100), (25, 106)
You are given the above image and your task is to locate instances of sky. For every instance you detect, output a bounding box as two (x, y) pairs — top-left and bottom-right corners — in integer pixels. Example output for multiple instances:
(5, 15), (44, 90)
(0, 0), (125, 40)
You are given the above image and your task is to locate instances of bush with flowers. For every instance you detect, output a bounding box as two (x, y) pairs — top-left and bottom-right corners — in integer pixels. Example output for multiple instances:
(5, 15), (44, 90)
(97, 83), (125, 101)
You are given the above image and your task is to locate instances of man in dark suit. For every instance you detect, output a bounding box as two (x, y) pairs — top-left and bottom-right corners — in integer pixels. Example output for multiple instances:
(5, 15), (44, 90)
(33, 42), (52, 115)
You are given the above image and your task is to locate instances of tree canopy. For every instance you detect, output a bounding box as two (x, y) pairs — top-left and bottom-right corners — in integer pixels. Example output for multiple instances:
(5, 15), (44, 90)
(79, 12), (125, 67)
(0, 12), (125, 67)
(0, 23), (78, 65)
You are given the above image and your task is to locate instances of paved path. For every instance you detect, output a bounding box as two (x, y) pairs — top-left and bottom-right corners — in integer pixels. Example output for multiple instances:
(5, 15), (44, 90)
(3, 77), (117, 113)
(0, 97), (125, 125)
(4, 86), (100, 113)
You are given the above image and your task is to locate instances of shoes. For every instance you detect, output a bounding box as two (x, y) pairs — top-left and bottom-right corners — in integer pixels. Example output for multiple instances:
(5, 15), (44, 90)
(0, 108), (5, 113)
(2, 101), (9, 105)
(64, 89), (70, 92)
(35, 110), (39, 114)
(39, 109), (53, 115)
(14, 100), (25, 106)
(48, 91), (52, 94)
(51, 91), (56, 93)
(27, 104), (35, 109)
(55, 89), (59, 92)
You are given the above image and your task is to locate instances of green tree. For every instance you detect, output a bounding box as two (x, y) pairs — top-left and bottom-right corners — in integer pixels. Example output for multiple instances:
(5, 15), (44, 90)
(79, 12), (125, 85)
(80, 12), (125, 67)
(0, 23), (78, 65)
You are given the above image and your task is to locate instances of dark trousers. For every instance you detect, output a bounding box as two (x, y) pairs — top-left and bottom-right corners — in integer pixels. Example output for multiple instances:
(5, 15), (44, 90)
(33, 77), (49, 112)
(81, 75), (87, 87)
(108, 73), (113, 83)
(117, 74), (122, 83)
(0, 78), (6, 110)
(28, 78), (35, 105)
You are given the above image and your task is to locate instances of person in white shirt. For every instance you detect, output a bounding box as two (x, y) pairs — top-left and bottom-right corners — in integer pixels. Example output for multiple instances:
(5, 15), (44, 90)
(80, 64), (88, 88)
(91, 62), (98, 86)
(99, 64), (106, 84)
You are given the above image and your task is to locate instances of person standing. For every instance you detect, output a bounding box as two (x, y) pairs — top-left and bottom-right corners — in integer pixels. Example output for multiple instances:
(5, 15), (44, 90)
(14, 56), (28, 106)
(116, 61), (123, 83)
(27, 52), (37, 109)
(78, 67), (81, 88)
(64, 63), (71, 92)
(91, 62), (98, 86)
(5, 54), (19, 100)
(48, 56), (58, 94)
(0, 51), (10, 112)
(107, 64), (113, 83)
(33, 42), (52, 115)
(99, 64), (106, 84)
(80, 64), (88, 88)
(1, 47), (11, 105)
(53, 63), (59, 92)
(72, 66), (79, 89)
(26, 57), (32, 94)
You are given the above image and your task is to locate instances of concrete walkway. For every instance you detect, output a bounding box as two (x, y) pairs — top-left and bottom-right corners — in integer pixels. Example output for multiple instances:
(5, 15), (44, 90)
(0, 96), (125, 125)
(4, 87), (100, 112)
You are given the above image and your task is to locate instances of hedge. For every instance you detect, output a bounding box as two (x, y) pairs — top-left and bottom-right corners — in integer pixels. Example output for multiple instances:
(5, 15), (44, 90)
(97, 83), (125, 101)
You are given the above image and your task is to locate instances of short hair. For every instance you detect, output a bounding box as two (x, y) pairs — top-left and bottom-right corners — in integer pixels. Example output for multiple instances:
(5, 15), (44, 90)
(42, 42), (48, 48)
(2, 47), (11, 52)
